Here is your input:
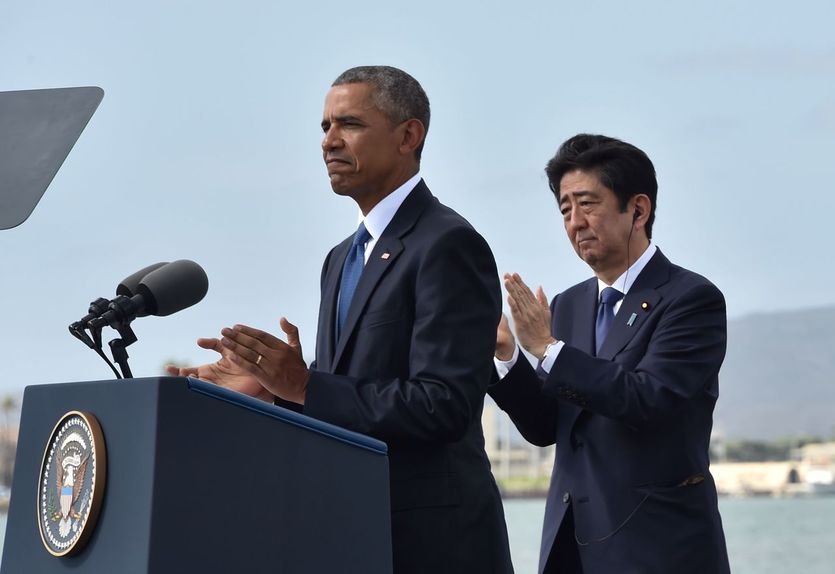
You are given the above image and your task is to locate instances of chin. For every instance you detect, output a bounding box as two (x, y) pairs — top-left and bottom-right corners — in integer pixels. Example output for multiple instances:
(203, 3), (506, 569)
(576, 246), (599, 266)
(328, 176), (351, 196)
(583, 256), (601, 270)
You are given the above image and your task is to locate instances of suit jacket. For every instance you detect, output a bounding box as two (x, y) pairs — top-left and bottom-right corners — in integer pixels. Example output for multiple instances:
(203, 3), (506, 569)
(302, 181), (513, 574)
(490, 250), (730, 574)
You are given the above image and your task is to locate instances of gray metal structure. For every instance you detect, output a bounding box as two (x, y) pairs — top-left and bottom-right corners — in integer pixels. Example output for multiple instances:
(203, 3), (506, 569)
(0, 87), (103, 229)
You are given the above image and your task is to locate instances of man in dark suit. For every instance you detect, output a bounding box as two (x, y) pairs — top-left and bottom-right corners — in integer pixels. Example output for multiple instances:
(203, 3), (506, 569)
(490, 134), (730, 573)
(168, 66), (513, 574)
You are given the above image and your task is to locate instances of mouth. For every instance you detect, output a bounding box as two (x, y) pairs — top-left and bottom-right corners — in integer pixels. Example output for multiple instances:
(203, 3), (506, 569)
(325, 158), (353, 175)
(325, 157), (351, 166)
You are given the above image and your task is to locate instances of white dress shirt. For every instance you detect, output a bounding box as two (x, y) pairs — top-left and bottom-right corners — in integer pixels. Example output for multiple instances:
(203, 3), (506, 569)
(335, 173), (422, 318)
(495, 242), (658, 378)
(359, 172), (422, 263)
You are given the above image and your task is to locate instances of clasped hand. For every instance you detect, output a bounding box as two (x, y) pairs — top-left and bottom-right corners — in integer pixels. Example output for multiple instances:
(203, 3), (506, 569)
(166, 317), (310, 405)
(500, 272), (555, 361)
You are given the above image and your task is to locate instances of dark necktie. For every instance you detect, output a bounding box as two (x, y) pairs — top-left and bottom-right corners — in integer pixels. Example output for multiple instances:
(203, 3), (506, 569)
(595, 286), (623, 355)
(337, 222), (372, 336)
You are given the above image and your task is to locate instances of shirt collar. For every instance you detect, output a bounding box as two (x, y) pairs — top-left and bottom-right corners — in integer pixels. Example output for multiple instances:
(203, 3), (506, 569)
(597, 242), (657, 298)
(359, 172), (422, 240)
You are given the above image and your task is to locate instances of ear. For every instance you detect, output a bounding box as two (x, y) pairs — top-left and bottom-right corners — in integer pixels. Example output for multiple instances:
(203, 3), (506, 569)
(398, 119), (426, 157)
(631, 194), (652, 231)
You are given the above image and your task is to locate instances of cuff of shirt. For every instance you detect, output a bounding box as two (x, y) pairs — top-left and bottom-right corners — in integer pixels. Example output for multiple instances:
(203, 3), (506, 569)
(539, 340), (565, 374)
(493, 345), (520, 380)
(273, 395), (304, 413)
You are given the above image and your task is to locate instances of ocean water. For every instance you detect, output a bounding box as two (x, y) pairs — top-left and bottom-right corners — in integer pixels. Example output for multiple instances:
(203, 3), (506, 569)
(2, 497), (833, 571)
(503, 496), (835, 573)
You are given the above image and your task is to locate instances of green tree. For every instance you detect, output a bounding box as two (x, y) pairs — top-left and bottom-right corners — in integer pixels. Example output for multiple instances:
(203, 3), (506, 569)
(1, 394), (18, 487)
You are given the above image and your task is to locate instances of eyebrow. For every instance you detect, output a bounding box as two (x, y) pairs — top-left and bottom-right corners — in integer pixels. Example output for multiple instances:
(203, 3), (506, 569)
(559, 190), (596, 205)
(321, 114), (365, 130)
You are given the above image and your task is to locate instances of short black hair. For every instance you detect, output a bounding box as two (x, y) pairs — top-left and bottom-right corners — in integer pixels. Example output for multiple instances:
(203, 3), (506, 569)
(333, 66), (430, 160)
(545, 134), (658, 238)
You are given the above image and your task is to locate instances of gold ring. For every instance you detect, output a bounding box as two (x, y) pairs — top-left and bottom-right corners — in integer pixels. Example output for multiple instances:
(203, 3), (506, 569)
(256, 354), (263, 366)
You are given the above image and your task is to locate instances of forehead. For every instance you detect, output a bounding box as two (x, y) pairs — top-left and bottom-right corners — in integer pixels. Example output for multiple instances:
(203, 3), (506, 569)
(323, 83), (378, 116)
(558, 169), (612, 203)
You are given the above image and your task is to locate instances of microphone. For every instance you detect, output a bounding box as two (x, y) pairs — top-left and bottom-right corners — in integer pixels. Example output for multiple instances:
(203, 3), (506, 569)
(69, 263), (169, 348)
(89, 260), (208, 329)
(116, 261), (169, 297)
(70, 262), (168, 331)
(70, 298), (115, 333)
(68, 297), (113, 348)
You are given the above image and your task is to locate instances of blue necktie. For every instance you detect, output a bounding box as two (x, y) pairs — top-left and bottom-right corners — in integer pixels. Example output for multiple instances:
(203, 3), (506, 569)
(337, 222), (372, 336)
(595, 287), (623, 355)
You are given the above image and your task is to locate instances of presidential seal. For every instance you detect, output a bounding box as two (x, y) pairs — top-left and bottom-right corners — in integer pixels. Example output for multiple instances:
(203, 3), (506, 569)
(37, 411), (107, 557)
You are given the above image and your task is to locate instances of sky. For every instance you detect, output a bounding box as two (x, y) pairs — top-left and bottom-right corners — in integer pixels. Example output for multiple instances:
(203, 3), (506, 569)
(1, 0), (834, 397)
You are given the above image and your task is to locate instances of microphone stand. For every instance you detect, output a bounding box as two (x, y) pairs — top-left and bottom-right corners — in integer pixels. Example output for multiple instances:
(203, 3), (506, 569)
(108, 324), (137, 379)
(69, 310), (123, 380)
(90, 295), (142, 379)
(99, 296), (142, 379)
(70, 293), (147, 380)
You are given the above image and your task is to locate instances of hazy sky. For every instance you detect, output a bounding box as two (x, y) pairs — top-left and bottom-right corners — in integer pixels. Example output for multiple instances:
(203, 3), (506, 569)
(1, 0), (834, 396)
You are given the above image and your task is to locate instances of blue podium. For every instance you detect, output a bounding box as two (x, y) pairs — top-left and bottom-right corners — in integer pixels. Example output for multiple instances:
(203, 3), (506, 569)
(1, 377), (392, 573)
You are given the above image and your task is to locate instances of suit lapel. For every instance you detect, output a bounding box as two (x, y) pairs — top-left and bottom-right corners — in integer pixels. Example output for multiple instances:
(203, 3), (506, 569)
(318, 239), (352, 372)
(569, 280), (598, 355)
(564, 252), (672, 435)
(330, 180), (432, 370)
(559, 280), (598, 434)
(331, 238), (404, 367)
(597, 250), (672, 360)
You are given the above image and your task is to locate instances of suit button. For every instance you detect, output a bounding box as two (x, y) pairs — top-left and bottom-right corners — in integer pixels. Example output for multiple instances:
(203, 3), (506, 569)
(562, 492), (570, 503)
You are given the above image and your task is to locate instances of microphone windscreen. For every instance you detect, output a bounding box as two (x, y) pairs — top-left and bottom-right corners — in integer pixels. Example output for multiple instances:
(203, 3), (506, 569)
(136, 260), (209, 317)
(116, 262), (169, 297)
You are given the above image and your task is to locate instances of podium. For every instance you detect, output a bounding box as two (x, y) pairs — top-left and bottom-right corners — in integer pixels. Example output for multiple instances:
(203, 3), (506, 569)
(1, 377), (393, 573)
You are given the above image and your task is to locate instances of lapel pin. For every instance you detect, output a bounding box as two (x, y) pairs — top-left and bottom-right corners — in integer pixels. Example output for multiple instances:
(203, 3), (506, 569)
(627, 312), (637, 327)
(641, 302), (650, 311)
(381, 252), (391, 260)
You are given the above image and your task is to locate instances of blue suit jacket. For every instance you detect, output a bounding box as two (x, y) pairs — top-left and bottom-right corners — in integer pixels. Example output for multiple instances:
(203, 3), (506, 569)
(490, 250), (730, 574)
(300, 181), (513, 574)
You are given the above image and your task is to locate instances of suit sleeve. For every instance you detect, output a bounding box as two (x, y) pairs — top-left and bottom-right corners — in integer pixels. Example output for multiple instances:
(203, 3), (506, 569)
(488, 295), (561, 446)
(303, 226), (501, 445)
(488, 357), (558, 447)
(546, 281), (727, 430)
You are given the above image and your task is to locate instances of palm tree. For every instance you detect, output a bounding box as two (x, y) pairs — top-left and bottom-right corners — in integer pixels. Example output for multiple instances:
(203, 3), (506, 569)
(1, 394), (18, 487)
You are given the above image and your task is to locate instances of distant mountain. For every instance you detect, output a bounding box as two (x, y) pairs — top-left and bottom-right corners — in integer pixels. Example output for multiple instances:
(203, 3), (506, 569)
(714, 306), (835, 440)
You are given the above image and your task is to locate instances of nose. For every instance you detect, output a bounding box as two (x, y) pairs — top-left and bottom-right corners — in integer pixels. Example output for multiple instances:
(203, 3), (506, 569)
(322, 127), (342, 152)
(566, 207), (587, 233)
